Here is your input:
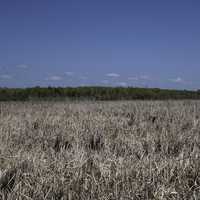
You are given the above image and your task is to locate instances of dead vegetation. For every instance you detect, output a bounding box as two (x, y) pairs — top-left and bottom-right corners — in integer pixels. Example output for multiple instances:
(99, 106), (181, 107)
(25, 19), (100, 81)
(0, 100), (200, 199)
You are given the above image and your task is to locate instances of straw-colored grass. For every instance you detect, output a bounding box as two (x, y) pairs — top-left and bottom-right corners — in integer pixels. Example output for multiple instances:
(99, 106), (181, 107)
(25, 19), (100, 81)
(0, 100), (200, 199)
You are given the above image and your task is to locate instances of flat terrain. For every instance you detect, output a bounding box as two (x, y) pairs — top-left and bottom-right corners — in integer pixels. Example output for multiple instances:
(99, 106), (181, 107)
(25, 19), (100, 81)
(0, 100), (200, 199)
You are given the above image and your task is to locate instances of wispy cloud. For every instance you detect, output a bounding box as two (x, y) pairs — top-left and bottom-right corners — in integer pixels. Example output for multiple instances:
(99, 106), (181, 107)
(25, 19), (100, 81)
(0, 74), (12, 79)
(16, 64), (29, 69)
(128, 77), (138, 81)
(80, 76), (88, 80)
(116, 82), (127, 87)
(65, 71), (74, 76)
(106, 73), (120, 78)
(46, 76), (63, 81)
(169, 77), (184, 83)
(101, 80), (109, 84)
(80, 83), (90, 86)
(140, 75), (151, 80)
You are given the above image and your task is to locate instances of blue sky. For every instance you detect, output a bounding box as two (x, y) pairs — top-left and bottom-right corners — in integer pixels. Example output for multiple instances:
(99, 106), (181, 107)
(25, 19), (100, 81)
(0, 0), (200, 89)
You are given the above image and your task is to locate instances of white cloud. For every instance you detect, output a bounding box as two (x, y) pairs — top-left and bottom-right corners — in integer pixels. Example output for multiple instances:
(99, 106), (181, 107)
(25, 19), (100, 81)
(16, 64), (29, 69)
(46, 76), (62, 81)
(106, 73), (120, 78)
(65, 71), (74, 76)
(0, 74), (12, 79)
(169, 77), (184, 83)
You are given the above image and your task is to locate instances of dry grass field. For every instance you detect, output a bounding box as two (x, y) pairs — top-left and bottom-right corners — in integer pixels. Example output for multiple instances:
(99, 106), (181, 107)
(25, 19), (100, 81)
(0, 100), (200, 199)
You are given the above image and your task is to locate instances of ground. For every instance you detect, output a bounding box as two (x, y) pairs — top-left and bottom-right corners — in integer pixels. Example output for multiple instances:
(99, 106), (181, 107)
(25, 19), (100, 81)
(0, 100), (200, 199)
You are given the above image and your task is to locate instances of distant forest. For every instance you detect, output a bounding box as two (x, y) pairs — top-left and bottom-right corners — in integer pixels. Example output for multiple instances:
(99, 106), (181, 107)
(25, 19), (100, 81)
(0, 87), (200, 101)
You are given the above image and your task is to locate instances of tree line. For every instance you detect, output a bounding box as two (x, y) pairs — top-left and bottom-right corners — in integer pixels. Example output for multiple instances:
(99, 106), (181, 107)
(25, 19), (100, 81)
(0, 86), (200, 101)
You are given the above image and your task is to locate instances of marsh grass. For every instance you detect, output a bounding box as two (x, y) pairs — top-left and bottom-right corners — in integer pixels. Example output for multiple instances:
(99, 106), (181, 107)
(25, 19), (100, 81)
(0, 100), (200, 199)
